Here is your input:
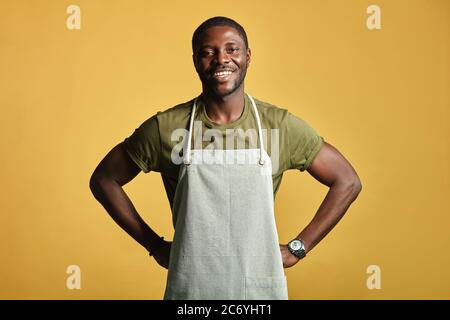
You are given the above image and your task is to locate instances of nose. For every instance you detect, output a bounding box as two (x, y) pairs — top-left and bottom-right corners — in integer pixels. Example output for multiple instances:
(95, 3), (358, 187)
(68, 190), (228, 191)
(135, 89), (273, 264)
(216, 49), (231, 65)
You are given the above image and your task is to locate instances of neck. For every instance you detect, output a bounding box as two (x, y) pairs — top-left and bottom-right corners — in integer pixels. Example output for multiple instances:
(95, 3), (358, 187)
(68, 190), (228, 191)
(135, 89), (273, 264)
(201, 86), (245, 125)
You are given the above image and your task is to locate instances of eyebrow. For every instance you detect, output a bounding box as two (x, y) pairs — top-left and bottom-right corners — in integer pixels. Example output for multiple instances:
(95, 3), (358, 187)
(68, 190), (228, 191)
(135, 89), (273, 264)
(199, 41), (239, 49)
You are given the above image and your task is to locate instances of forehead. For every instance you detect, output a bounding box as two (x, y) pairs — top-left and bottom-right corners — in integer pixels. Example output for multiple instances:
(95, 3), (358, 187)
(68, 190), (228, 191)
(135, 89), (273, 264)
(198, 26), (244, 47)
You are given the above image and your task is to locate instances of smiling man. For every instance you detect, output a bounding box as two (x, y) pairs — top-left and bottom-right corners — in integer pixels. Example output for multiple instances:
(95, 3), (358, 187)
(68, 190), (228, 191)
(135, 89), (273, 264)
(90, 16), (362, 300)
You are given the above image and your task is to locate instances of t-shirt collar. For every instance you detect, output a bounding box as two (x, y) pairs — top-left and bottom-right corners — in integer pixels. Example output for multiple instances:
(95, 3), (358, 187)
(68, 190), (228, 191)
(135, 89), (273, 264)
(197, 93), (250, 129)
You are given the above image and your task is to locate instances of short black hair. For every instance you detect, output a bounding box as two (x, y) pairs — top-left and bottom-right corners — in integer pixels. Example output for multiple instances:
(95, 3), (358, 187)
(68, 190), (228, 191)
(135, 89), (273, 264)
(192, 16), (249, 54)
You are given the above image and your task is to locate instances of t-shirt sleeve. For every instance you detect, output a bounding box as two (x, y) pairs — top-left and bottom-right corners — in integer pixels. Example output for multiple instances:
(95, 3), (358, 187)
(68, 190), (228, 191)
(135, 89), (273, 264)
(287, 112), (324, 172)
(122, 115), (161, 173)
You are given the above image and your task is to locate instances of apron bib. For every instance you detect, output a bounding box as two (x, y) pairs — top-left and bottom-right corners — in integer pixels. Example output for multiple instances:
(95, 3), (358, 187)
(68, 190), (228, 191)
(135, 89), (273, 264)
(163, 94), (288, 300)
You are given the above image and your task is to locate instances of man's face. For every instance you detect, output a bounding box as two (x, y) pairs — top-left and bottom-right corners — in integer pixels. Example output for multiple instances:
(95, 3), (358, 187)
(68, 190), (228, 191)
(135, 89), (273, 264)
(193, 26), (251, 97)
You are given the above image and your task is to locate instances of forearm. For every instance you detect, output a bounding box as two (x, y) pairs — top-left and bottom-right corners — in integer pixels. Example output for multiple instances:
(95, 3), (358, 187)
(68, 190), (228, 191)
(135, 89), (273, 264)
(90, 176), (162, 253)
(296, 180), (361, 254)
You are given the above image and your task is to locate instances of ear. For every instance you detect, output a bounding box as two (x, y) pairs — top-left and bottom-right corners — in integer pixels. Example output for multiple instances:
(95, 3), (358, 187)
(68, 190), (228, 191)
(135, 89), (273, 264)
(246, 47), (251, 66)
(192, 54), (199, 73)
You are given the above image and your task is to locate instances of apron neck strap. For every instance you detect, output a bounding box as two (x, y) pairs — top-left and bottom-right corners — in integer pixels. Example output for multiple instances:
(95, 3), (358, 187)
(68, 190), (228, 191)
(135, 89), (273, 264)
(183, 94), (266, 165)
(247, 94), (266, 165)
(183, 97), (197, 165)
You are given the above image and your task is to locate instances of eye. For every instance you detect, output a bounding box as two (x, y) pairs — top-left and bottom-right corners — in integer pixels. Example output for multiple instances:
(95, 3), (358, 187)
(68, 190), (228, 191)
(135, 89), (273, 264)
(201, 49), (215, 57)
(226, 47), (240, 54)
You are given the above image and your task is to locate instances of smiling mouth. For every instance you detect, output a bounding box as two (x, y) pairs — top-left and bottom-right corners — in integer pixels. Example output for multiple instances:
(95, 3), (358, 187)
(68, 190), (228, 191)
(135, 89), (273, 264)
(212, 69), (234, 80)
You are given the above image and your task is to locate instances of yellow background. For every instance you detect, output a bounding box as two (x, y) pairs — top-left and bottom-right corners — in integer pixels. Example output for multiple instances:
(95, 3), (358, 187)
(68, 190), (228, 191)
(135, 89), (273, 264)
(1, 0), (449, 299)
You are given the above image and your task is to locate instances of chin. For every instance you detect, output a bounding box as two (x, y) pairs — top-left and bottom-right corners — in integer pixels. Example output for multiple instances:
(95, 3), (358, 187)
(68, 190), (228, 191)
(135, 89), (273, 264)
(214, 88), (235, 97)
(211, 82), (241, 97)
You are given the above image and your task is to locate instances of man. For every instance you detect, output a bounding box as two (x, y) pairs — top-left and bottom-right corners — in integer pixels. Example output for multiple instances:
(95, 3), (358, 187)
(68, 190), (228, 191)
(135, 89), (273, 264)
(90, 16), (362, 300)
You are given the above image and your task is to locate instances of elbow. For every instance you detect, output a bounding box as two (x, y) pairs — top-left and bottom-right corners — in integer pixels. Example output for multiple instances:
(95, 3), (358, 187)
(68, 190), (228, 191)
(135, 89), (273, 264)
(336, 173), (362, 200)
(89, 170), (118, 200)
(89, 173), (99, 197)
(89, 171), (105, 199)
(348, 175), (362, 199)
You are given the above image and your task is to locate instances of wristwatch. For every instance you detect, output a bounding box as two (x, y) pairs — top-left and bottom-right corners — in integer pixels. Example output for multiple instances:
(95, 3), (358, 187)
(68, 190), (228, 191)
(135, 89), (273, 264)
(287, 239), (306, 259)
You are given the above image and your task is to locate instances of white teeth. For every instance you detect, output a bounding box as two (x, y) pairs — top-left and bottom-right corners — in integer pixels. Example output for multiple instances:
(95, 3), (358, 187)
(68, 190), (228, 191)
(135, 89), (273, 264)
(214, 71), (233, 76)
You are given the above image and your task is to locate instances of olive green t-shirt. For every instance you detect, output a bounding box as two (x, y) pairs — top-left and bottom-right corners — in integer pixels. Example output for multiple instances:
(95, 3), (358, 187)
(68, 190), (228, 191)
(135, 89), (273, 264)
(123, 94), (324, 208)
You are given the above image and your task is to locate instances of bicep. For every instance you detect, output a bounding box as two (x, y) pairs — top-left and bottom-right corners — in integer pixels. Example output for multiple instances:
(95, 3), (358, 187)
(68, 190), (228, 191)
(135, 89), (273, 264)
(306, 142), (360, 187)
(91, 142), (141, 186)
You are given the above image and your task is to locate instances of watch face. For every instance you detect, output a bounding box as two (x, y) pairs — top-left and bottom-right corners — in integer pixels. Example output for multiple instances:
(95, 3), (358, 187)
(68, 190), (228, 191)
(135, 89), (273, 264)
(290, 240), (302, 251)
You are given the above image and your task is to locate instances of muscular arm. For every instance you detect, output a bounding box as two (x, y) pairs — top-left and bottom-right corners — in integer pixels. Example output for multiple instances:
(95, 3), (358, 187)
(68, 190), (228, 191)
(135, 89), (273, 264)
(89, 142), (164, 254)
(281, 141), (362, 267)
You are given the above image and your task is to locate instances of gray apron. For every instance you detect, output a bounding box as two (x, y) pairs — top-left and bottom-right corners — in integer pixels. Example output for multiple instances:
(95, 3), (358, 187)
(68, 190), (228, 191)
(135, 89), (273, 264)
(163, 94), (288, 300)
